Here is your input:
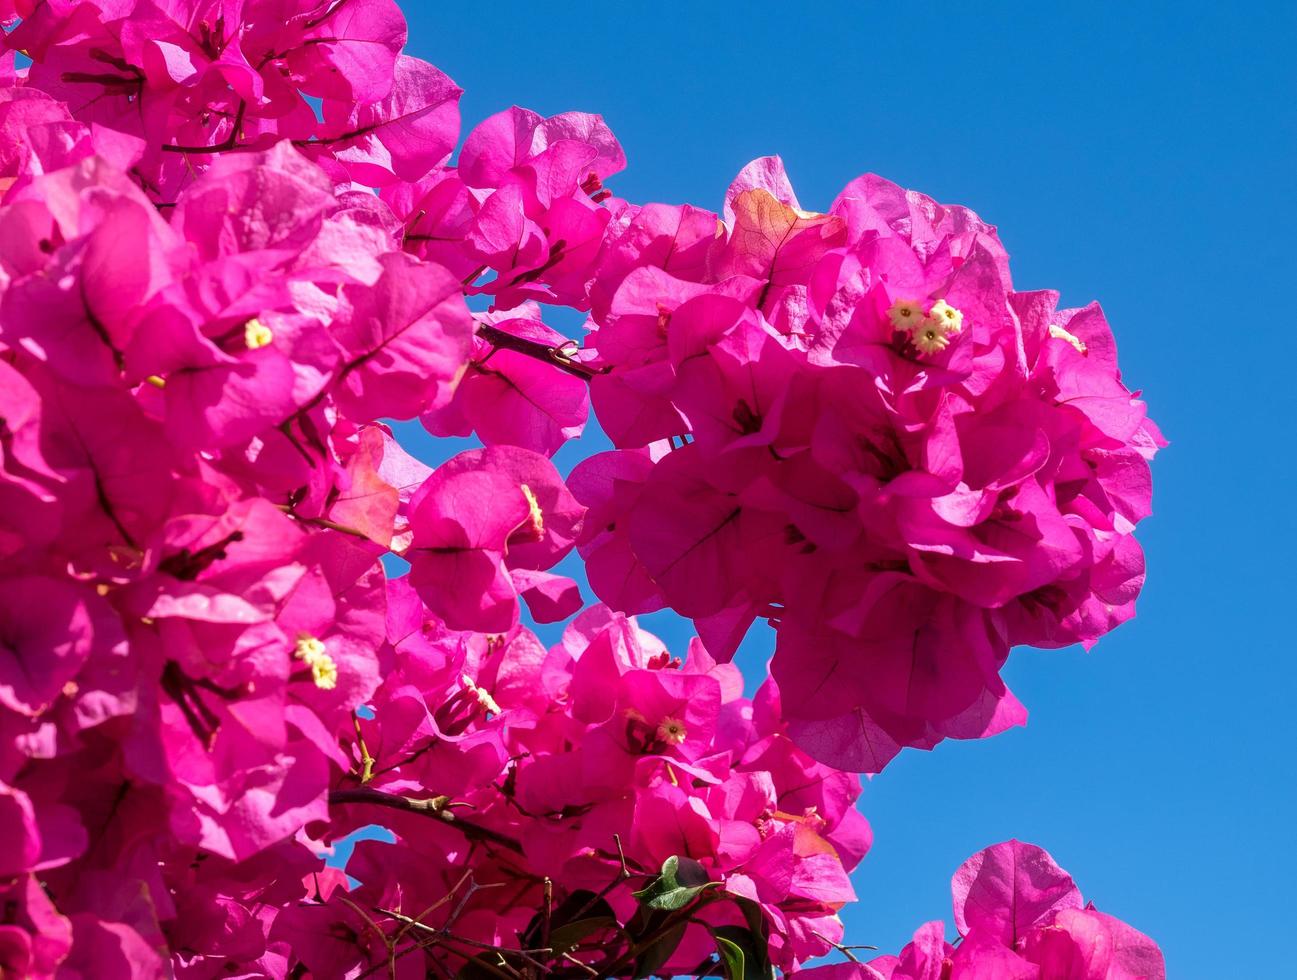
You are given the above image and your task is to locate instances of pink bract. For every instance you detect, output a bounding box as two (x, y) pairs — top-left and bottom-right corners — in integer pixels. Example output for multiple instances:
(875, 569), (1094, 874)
(0, 1), (1163, 975)
(864, 841), (1164, 980)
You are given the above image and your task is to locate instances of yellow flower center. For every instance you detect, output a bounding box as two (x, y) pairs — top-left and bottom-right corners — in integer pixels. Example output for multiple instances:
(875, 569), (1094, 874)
(887, 298), (926, 333)
(461, 674), (501, 715)
(519, 484), (545, 541)
(912, 320), (952, 355)
(1049, 324), (1088, 355)
(244, 317), (274, 350)
(295, 635), (326, 661)
(928, 299), (963, 334)
(656, 716), (688, 746)
(311, 657), (338, 690)
(294, 634), (338, 691)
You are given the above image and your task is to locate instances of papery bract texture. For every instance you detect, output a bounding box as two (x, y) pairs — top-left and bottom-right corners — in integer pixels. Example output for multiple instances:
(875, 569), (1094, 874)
(0, 2), (1164, 975)
(863, 841), (1164, 980)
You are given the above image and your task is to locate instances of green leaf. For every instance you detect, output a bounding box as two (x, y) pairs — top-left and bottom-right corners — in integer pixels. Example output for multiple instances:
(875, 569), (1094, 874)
(735, 896), (768, 941)
(632, 855), (717, 911)
(547, 915), (618, 955)
(714, 931), (747, 980)
(711, 924), (774, 980)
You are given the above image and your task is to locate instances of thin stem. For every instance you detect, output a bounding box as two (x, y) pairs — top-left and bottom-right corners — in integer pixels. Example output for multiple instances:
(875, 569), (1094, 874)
(540, 877), (553, 972)
(613, 833), (629, 877)
(811, 930), (878, 963)
(560, 952), (599, 976)
(328, 787), (524, 854)
(374, 907), (552, 979)
(382, 911), (553, 959)
(274, 504), (373, 541)
(368, 738), (437, 780)
(568, 834), (638, 924)
(476, 324), (604, 381)
(353, 715), (375, 784)
(161, 101), (247, 154)
(597, 893), (723, 978)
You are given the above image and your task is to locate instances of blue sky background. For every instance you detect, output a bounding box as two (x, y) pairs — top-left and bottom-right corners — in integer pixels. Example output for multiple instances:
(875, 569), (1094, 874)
(381, 3), (1297, 975)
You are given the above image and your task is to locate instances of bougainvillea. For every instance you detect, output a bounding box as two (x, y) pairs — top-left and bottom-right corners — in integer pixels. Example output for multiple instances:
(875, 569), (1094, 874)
(798, 841), (1166, 980)
(0, 1), (1164, 976)
(572, 159), (1164, 773)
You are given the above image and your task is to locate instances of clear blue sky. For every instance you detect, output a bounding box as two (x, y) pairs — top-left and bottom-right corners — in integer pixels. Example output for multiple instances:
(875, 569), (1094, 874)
(391, 3), (1297, 975)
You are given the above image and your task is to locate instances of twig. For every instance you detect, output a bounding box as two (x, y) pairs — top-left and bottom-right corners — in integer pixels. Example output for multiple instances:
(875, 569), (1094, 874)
(376, 908), (554, 976)
(353, 715), (375, 784)
(476, 324), (604, 381)
(161, 101), (247, 154)
(596, 893), (723, 977)
(613, 833), (629, 878)
(568, 834), (637, 923)
(540, 877), (553, 973)
(560, 952), (599, 976)
(811, 930), (878, 963)
(328, 787), (524, 854)
(391, 869), (474, 946)
(273, 504), (374, 541)
(358, 875), (484, 980)
(368, 738), (437, 780)
(444, 875), (485, 930)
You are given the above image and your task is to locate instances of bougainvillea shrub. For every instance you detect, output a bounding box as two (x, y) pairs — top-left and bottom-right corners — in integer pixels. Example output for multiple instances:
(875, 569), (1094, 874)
(0, 1), (1163, 976)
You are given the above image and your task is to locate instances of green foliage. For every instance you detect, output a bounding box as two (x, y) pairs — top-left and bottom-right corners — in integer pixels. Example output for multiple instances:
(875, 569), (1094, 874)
(632, 855), (717, 911)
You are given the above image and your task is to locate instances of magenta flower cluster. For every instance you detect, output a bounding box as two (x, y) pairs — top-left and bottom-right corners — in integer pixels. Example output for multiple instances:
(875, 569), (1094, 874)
(323, 599), (869, 976)
(800, 841), (1165, 980)
(572, 158), (1164, 772)
(0, 0), (1164, 976)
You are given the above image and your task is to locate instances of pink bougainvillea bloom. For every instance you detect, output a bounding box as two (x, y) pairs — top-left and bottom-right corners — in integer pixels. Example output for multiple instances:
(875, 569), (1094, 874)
(0, 577), (116, 718)
(0, 5), (1166, 974)
(427, 445), (585, 571)
(406, 465), (531, 632)
(576, 156), (1160, 772)
(509, 568), (583, 623)
(312, 55), (463, 186)
(865, 920), (954, 980)
(951, 839), (1084, 948)
(0, 873), (73, 978)
(290, 0), (408, 103)
(406, 446), (581, 631)
(458, 106), (624, 190)
(710, 184), (847, 314)
(172, 142), (338, 262)
(869, 841), (1164, 980)
(333, 251), (474, 421)
(422, 305), (589, 456)
(0, 780), (40, 877)
(59, 915), (166, 980)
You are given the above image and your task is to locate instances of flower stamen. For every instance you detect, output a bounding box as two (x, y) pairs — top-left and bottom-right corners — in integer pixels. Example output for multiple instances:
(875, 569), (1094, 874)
(244, 317), (274, 350)
(912, 319), (952, 355)
(928, 299), (963, 334)
(1049, 324), (1088, 355)
(655, 716), (687, 746)
(888, 298), (926, 333)
(294, 634), (338, 690)
(518, 484), (545, 541)
(461, 674), (501, 715)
